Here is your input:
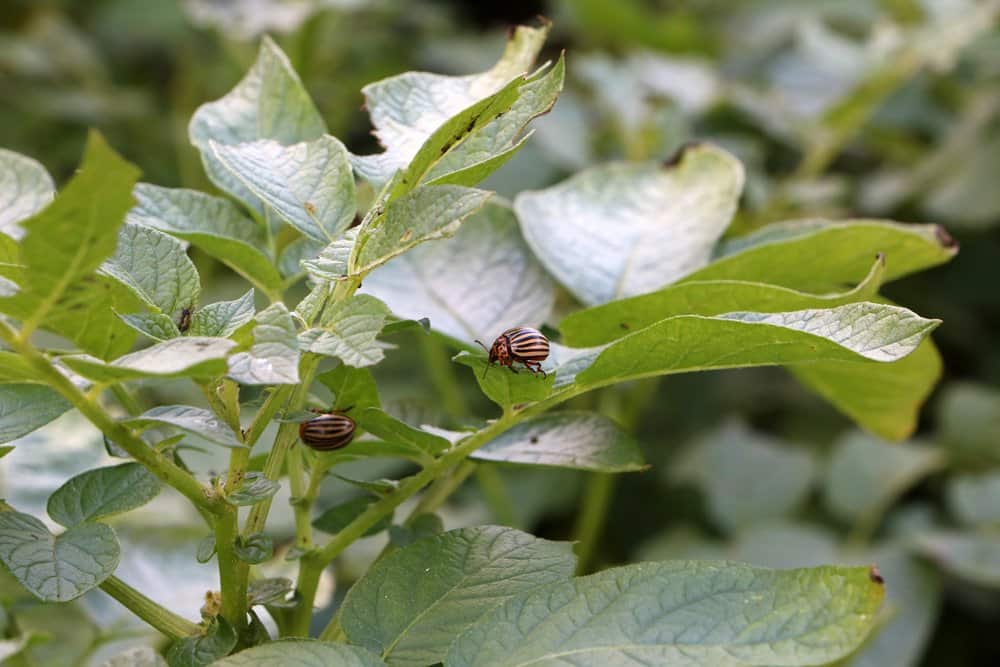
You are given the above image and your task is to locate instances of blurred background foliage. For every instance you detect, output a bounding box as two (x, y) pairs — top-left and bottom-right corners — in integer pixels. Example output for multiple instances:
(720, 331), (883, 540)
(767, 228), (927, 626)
(1, 0), (1000, 665)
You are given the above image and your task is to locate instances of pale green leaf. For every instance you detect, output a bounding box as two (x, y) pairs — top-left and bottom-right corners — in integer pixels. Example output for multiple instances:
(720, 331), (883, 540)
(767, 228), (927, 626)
(352, 185), (492, 275)
(166, 616), (237, 667)
(447, 561), (885, 667)
(674, 420), (816, 533)
(515, 143), (745, 305)
(211, 640), (385, 667)
(935, 382), (1000, 466)
(101, 646), (168, 667)
(0, 510), (120, 602)
(453, 351), (553, 409)
(228, 303), (300, 384)
(823, 431), (944, 524)
(189, 289), (256, 338)
(225, 472), (279, 506)
(119, 312), (182, 341)
(128, 184), (283, 294)
(61, 337), (236, 382)
(363, 201), (554, 344)
(913, 532), (1000, 588)
(0, 352), (43, 383)
(342, 525), (575, 667)
(299, 294), (391, 367)
(234, 533), (273, 564)
(302, 228), (357, 283)
(0, 384), (71, 444)
(188, 36), (326, 214)
(279, 235), (325, 279)
(46, 462), (160, 527)
(247, 577), (293, 606)
(210, 135), (355, 243)
(472, 411), (645, 472)
(100, 222), (200, 318)
(317, 364), (380, 412)
(0, 148), (54, 240)
(124, 405), (244, 449)
(354, 407), (448, 457)
(946, 473), (1000, 526)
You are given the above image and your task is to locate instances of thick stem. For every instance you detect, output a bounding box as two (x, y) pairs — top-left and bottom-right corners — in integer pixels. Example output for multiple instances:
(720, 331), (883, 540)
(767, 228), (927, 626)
(214, 507), (247, 634)
(287, 444), (313, 551)
(100, 576), (200, 639)
(286, 554), (324, 637)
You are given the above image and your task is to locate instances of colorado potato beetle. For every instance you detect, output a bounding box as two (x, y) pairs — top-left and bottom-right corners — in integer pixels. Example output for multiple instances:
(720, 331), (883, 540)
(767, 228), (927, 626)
(475, 327), (550, 378)
(299, 412), (356, 451)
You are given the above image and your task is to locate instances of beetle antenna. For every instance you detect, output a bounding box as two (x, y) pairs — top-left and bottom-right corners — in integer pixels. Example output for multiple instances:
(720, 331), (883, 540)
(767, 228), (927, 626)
(474, 339), (489, 352)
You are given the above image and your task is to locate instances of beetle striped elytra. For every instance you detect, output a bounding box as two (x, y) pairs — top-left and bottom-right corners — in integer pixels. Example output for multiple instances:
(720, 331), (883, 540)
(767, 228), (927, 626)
(475, 327), (550, 378)
(299, 412), (356, 451)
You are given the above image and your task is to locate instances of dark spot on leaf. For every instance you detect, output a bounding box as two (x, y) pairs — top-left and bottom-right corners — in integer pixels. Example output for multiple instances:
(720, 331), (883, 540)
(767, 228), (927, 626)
(663, 141), (704, 168)
(350, 214), (362, 228)
(303, 202), (317, 215)
(620, 322), (630, 330)
(934, 225), (958, 249)
(400, 230), (413, 243)
(529, 436), (539, 444)
(868, 565), (884, 585)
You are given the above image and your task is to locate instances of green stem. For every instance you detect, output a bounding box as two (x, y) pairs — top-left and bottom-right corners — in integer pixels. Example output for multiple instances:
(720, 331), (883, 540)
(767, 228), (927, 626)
(109, 384), (143, 417)
(100, 576), (200, 639)
(0, 321), (225, 516)
(287, 444), (313, 551)
(571, 473), (616, 574)
(214, 507), (246, 633)
(287, 554), (324, 637)
(474, 464), (518, 527)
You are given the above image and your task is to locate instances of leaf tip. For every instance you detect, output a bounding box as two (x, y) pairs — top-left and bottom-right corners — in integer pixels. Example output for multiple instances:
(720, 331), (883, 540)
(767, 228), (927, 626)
(868, 564), (885, 585)
(663, 141), (705, 168)
(933, 224), (959, 252)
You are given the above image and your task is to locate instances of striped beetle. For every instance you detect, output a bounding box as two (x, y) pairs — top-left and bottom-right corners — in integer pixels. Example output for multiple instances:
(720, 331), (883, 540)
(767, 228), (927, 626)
(475, 327), (550, 378)
(299, 411), (356, 451)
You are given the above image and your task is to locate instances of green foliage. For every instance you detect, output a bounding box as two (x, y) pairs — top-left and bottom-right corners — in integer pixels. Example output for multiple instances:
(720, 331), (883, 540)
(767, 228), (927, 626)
(46, 462), (160, 527)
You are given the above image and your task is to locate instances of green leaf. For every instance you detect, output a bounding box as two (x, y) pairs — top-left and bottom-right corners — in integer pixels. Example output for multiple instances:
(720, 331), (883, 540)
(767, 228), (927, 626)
(471, 411), (645, 472)
(234, 533), (273, 564)
(364, 201), (554, 344)
(46, 462), (160, 527)
(823, 431), (944, 524)
(124, 405), (244, 449)
(0, 131), (141, 359)
(247, 577), (293, 606)
(279, 236), (325, 279)
(453, 350), (553, 409)
(0, 351), (43, 384)
(691, 219), (957, 291)
(100, 222), (200, 318)
(341, 525), (576, 667)
(514, 143), (745, 306)
(561, 255), (886, 347)
(228, 303), (300, 384)
(301, 228), (356, 283)
(946, 473), (1000, 526)
(119, 312), (182, 341)
(0, 510), (119, 602)
(188, 36), (326, 214)
(575, 302), (939, 390)
(189, 289), (256, 338)
(61, 337), (236, 382)
(353, 23), (551, 188)
(673, 420), (816, 533)
(101, 646), (169, 667)
(299, 294), (391, 367)
(0, 446), (14, 459)
(225, 472), (280, 506)
(935, 382), (1000, 466)
(166, 616), (237, 667)
(210, 136), (356, 243)
(354, 407), (449, 457)
(913, 532), (1000, 588)
(7, 599), (98, 666)
(388, 513), (445, 549)
(211, 640), (385, 667)
(317, 364), (380, 412)
(312, 496), (392, 537)
(128, 184), (283, 295)
(313, 438), (434, 466)
(196, 535), (216, 563)
(447, 561), (885, 667)
(0, 384), (71, 444)
(0, 148), (54, 240)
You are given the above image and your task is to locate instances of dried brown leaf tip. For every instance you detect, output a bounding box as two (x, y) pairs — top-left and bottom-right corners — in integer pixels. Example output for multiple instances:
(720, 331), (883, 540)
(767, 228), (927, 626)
(868, 565), (885, 585)
(663, 141), (704, 168)
(934, 225), (958, 249)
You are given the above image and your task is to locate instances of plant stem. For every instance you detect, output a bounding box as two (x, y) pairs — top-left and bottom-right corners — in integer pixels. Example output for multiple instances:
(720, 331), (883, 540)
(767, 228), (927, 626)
(109, 384), (143, 416)
(287, 444), (314, 551)
(286, 554), (324, 637)
(419, 334), (468, 418)
(100, 576), (199, 639)
(474, 464), (518, 527)
(0, 321), (225, 516)
(214, 506), (247, 635)
(572, 472), (616, 574)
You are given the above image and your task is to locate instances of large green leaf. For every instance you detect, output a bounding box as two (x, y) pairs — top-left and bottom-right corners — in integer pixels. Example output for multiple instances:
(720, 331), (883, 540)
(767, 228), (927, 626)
(124, 405), (243, 449)
(673, 420), (816, 533)
(211, 640), (385, 667)
(46, 462), (160, 527)
(0, 384), (71, 444)
(62, 337), (236, 382)
(561, 255), (885, 347)
(823, 431), (944, 525)
(453, 351), (553, 409)
(447, 561), (885, 667)
(354, 407), (449, 457)
(100, 222), (200, 320)
(514, 143), (745, 306)
(0, 510), (119, 602)
(0, 131), (140, 359)
(188, 36), (326, 214)
(363, 201), (554, 344)
(691, 220), (957, 291)
(189, 289), (256, 338)
(351, 185), (492, 275)
(210, 135), (355, 244)
(0, 148), (54, 240)
(472, 411), (645, 472)
(127, 184), (283, 295)
(341, 526), (575, 667)
(228, 303), (300, 384)
(317, 364), (380, 412)
(352, 23), (551, 188)
(299, 294), (391, 367)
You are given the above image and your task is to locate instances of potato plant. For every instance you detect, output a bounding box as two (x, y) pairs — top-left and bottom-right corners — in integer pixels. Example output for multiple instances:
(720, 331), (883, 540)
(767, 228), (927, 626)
(0, 22), (957, 666)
